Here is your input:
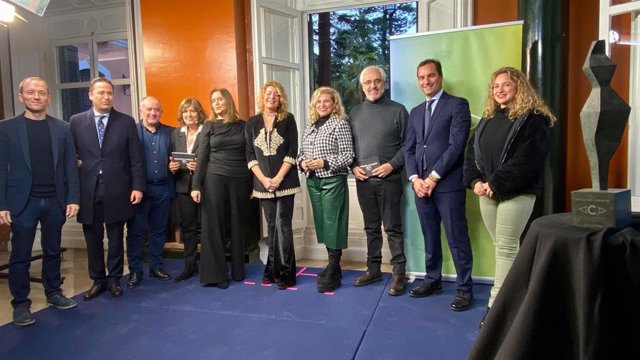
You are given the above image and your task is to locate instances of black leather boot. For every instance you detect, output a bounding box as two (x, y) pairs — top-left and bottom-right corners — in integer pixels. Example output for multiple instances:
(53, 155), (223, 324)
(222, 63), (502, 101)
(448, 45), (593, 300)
(317, 248), (342, 292)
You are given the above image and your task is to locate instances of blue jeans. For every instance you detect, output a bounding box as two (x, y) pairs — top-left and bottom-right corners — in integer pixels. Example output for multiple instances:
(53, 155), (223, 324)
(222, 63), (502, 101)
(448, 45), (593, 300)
(126, 184), (172, 273)
(9, 196), (65, 309)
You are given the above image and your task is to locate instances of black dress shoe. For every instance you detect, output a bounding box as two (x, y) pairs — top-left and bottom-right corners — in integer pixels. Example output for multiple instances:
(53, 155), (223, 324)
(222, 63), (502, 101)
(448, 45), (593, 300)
(450, 291), (473, 311)
(150, 268), (173, 281)
(174, 267), (197, 282)
(217, 281), (229, 289)
(83, 283), (105, 301)
(108, 282), (124, 297)
(409, 281), (442, 298)
(353, 271), (383, 287)
(126, 272), (143, 288)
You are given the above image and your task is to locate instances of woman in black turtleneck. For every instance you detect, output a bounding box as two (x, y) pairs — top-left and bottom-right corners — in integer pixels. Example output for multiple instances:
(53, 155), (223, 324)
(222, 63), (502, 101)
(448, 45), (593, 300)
(191, 88), (251, 289)
(463, 67), (556, 328)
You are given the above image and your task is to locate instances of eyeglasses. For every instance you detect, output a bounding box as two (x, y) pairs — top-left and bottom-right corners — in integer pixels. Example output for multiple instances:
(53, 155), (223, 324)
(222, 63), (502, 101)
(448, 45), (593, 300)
(362, 79), (383, 86)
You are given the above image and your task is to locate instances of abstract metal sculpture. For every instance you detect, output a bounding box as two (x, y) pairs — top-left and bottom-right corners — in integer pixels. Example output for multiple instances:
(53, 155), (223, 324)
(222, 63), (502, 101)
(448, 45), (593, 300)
(572, 39), (632, 228)
(580, 40), (631, 190)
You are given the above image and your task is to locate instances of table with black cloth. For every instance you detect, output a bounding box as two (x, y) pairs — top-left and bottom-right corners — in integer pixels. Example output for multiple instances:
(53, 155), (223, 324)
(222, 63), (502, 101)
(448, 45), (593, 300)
(467, 213), (640, 360)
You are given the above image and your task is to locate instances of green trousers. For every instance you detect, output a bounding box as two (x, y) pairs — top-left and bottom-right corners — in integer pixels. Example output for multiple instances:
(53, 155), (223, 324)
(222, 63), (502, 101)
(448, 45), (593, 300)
(306, 175), (349, 250)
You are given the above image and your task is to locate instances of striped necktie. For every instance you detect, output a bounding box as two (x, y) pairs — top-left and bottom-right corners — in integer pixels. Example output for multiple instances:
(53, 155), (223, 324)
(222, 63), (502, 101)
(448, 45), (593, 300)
(423, 99), (434, 137)
(97, 115), (106, 147)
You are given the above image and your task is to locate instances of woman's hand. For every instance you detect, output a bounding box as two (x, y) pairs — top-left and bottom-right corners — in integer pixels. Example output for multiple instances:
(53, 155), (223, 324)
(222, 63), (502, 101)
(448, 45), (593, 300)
(190, 190), (201, 203)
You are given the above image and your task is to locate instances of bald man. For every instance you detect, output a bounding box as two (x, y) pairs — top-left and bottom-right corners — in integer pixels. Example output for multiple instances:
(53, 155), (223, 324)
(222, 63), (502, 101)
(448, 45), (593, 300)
(125, 97), (175, 288)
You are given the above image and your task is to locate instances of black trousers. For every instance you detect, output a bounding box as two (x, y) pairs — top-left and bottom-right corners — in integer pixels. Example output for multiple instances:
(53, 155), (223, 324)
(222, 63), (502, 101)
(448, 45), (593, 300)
(176, 192), (200, 268)
(82, 177), (125, 284)
(199, 174), (251, 284)
(261, 195), (296, 285)
(355, 175), (406, 275)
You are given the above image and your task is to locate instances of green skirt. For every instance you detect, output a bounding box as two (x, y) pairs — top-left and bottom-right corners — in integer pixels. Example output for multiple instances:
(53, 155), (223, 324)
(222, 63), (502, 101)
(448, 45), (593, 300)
(306, 175), (349, 250)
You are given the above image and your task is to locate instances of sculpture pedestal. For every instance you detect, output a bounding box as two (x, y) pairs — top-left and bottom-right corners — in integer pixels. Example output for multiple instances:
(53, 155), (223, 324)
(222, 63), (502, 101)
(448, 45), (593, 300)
(571, 188), (631, 228)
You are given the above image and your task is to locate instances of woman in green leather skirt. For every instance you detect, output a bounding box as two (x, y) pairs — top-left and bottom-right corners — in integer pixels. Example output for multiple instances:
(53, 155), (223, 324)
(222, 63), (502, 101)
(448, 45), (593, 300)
(298, 87), (354, 292)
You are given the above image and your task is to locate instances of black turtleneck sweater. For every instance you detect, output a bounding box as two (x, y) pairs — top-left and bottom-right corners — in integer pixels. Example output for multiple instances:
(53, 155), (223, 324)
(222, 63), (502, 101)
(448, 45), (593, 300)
(348, 96), (408, 172)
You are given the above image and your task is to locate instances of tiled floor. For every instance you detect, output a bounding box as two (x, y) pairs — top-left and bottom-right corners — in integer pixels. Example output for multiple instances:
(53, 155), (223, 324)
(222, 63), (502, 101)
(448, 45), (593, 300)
(0, 246), (389, 326)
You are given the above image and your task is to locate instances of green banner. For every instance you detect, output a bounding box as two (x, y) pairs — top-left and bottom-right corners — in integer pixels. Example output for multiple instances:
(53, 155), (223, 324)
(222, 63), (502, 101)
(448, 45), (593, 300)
(390, 21), (523, 279)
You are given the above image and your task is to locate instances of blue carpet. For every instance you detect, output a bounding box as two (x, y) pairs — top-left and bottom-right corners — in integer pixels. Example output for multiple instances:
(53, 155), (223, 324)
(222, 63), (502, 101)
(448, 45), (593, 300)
(0, 259), (489, 360)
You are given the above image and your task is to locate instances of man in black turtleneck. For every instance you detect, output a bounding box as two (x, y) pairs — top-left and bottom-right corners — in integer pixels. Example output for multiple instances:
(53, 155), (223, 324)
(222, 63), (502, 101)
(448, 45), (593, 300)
(349, 65), (409, 296)
(0, 77), (80, 326)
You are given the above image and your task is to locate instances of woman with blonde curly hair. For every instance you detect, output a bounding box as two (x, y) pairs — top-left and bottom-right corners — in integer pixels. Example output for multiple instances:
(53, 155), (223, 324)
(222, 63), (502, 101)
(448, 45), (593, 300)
(169, 98), (207, 282)
(298, 87), (354, 293)
(463, 67), (556, 327)
(245, 81), (301, 290)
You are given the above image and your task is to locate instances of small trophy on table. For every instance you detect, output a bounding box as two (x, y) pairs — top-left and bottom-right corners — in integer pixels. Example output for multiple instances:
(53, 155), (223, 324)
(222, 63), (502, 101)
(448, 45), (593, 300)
(571, 39), (632, 228)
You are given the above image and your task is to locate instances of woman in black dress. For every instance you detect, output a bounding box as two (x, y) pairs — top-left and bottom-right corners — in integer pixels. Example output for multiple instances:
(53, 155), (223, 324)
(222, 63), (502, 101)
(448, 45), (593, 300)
(191, 88), (251, 288)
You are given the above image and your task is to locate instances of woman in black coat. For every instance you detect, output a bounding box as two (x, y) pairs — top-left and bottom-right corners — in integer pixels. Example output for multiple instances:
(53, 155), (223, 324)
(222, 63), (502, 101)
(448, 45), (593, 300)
(169, 98), (206, 281)
(463, 67), (556, 326)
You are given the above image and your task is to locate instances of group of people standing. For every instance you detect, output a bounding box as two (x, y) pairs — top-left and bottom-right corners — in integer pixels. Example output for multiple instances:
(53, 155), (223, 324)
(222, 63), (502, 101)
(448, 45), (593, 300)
(1, 57), (555, 328)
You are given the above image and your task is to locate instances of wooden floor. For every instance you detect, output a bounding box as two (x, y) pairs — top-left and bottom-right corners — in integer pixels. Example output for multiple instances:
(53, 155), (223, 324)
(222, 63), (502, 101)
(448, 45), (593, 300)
(0, 244), (391, 326)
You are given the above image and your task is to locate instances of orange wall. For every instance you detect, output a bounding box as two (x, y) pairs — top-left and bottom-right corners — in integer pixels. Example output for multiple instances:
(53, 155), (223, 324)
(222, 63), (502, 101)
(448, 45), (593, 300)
(140, 0), (252, 127)
(474, 0), (518, 25)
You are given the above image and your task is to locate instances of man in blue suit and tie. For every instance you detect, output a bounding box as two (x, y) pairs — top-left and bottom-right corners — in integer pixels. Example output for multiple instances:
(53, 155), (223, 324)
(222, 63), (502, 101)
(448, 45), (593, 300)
(70, 77), (145, 301)
(125, 96), (175, 287)
(0, 77), (80, 326)
(404, 59), (474, 311)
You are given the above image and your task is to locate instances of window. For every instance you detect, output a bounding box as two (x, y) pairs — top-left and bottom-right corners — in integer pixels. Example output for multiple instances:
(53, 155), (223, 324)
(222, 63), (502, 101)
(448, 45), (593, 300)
(308, 3), (417, 111)
(54, 35), (132, 120)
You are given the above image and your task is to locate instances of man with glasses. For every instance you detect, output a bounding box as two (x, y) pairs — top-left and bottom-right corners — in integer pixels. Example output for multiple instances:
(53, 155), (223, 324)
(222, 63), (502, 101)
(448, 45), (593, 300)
(349, 65), (409, 296)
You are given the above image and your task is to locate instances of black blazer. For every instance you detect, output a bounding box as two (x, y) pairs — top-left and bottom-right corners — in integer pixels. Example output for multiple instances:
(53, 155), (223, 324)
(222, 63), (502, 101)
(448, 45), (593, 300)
(0, 114), (80, 214)
(69, 108), (145, 224)
(171, 126), (200, 194)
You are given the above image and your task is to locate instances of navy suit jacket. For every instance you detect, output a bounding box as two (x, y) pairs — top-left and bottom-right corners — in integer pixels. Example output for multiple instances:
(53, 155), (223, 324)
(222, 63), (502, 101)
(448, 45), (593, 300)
(0, 114), (80, 215)
(70, 108), (145, 224)
(404, 91), (471, 192)
(136, 121), (176, 199)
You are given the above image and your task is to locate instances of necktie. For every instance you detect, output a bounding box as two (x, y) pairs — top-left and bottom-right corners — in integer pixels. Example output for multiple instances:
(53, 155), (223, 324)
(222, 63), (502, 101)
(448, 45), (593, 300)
(97, 115), (106, 147)
(424, 99), (434, 137)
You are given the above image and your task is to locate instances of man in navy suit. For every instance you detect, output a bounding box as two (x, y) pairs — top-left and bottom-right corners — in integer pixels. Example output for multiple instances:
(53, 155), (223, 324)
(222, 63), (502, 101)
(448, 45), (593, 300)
(70, 77), (145, 301)
(125, 96), (175, 288)
(0, 77), (80, 326)
(404, 59), (474, 311)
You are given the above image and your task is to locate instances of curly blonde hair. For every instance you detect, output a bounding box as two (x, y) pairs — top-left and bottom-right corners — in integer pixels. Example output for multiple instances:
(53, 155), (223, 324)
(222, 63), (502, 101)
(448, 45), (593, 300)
(482, 67), (557, 125)
(308, 87), (346, 124)
(257, 81), (289, 122)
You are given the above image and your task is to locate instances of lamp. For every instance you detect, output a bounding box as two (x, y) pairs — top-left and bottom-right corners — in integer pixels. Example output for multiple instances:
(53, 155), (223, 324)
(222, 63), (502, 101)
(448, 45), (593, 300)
(0, 1), (15, 23)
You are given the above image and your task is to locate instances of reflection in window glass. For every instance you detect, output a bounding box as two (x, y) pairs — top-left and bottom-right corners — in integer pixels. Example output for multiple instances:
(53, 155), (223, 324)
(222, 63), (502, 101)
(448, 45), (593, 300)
(56, 43), (90, 84)
(60, 87), (90, 121)
(97, 39), (130, 80)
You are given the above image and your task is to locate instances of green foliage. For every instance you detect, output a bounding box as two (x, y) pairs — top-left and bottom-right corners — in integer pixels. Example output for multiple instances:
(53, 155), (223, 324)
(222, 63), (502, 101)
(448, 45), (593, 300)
(311, 3), (417, 111)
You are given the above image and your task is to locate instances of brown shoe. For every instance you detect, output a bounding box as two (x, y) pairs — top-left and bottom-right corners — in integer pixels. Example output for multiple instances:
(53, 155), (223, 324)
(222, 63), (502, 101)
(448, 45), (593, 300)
(388, 275), (406, 296)
(353, 271), (383, 287)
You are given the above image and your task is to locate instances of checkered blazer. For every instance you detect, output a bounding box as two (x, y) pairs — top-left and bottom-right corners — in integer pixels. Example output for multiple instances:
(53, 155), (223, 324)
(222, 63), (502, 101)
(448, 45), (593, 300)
(297, 114), (354, 178)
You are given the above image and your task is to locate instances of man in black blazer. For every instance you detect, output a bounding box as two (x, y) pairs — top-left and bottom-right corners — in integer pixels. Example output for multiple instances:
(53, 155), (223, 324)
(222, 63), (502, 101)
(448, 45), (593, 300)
(70, 77), (145, 301)
(404, 59), (474, 311)
(0, 77), (80, 326)
(125, 96), (175, 288)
